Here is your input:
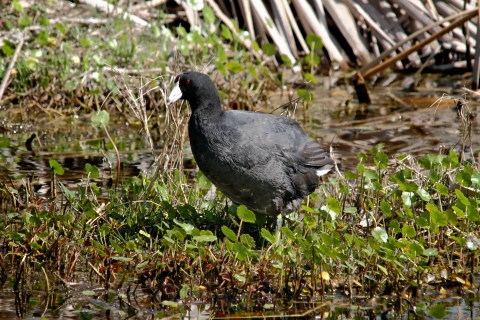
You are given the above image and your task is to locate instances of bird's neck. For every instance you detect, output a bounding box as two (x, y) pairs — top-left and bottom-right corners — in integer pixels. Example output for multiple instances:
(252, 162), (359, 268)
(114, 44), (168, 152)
(189, 97), (223, 119)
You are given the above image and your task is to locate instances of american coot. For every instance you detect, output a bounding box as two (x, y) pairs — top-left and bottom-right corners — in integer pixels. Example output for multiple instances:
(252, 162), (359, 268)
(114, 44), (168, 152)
(167, 72), (334, 215)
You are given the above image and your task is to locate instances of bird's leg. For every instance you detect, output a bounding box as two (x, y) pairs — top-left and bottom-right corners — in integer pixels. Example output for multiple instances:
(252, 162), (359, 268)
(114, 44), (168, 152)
(275, 213), (283, 247)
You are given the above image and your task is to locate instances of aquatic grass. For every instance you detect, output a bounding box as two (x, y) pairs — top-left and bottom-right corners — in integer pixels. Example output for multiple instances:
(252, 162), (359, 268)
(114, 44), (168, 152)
(2, 94), (480, 317)
(1, 136), (480, 315)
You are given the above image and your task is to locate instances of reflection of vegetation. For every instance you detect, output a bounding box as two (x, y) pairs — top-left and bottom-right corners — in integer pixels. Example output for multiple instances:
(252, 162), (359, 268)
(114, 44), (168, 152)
(2, 139), (479, 316)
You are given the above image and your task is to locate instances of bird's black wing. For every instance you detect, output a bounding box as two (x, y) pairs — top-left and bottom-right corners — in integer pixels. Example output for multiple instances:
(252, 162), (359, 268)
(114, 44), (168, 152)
(223, 111), (333, 168)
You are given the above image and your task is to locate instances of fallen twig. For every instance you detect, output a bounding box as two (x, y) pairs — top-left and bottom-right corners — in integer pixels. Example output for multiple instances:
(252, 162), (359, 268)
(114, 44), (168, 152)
(131, 0), (168, 12)
(78, 0), (149, 28)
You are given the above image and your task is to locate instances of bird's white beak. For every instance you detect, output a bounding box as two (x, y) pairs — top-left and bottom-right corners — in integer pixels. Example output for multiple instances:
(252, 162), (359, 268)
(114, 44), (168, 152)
(166, 82), (183, 105)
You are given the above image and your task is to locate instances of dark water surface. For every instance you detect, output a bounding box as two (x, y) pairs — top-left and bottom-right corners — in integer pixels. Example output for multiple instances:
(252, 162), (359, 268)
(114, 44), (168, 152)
(0, 285), (479, 319)
(1, 73), (479, 193)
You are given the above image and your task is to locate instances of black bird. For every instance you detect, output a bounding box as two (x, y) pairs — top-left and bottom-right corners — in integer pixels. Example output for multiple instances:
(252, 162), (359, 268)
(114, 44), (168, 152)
(167, 72), (334, 215)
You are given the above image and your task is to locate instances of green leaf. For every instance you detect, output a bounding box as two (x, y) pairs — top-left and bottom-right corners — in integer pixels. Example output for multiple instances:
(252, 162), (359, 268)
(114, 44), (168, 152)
(380, 200), (391, 217)
(18, 15), (32, 29)
(202, 5), (216, 23)
(436, 183), (448, 196)
(327, 197), (341, 214)
(240, 234), (256, 248)
(85, 163), (99, 179)
(162, 301), (178, 307)
(422, 248), (438, 256)
(49, 159), (64, 175)
(109, 238), (125, 254)
(429, 169), (439, 183)
(226, 61), (243, 73)
(303, 215), (316, 228)
(261, 43), (276, 57)
(428, 302), (445, 319)
(233, 274), (246, 282)
(303, 73), (317, 84)
(39, 16), (49, 27)
(472, 172), (480, 186)
(416, 188), (431, 201)
(139, 230), (151, 238)
(427, 203), (447, 227)
(247, 65), (257, 77)
(445, 209), (458, 225)
(2, 43), (14, 56)
(297, 89), (313, 102)
(237, 205), (256, 223)
(221, 226), (237, 242)
(456, 170), (472, 186)
(193, 235), (217, 242)
(152, 25), (161, 37)
(221, 24), (232, 40)
(415, 217), (429, 228)
(91, 110), (110, 129)
(179, 284), (189, 299)
(357, 153), (368, 163)
(363, 169), (378, 180)
(12, 1), (24, 12)
(402, 225), (416, 238)
(377, 264), (388, 275)
(281, 226), (295, 241)
(197, 171), (212, 190)
(265, 17), (274, 28)
(345, 171), (358, 180)
(401, 191), (414, 207)
(409, 242), (424, 255)
(374, 152), (388, 169)
(173, 220), (194, 234)
(455, 189), (470, 206)
(55, 23), (66, 34)
(448, 150), (459, 166)
(106, 79), (120, 94)
(232, 242), (248, 261)
(306, 33), (323, 50)
(126, 241), (136, 250)
(261, 228), (275, 243)
(344, 207), (356, 214)
(82, 290), (96, 296)
(452, 206), (465, 219)
(372, 227), (387, 243)
(466, 205), (479, 222)
(280, 54), (292, 67)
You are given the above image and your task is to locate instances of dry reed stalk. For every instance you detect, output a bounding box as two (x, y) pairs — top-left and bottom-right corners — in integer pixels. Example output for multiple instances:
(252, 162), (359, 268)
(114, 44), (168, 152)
(249, 0), (298, 69)
(360, 8), (478, 77)
(291, 0), (345, 64)
(323, 0), (372, 65)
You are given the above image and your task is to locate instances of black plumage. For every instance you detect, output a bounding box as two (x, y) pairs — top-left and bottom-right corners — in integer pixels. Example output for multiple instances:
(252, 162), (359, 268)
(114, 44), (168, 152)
(167, 72), (334, 215)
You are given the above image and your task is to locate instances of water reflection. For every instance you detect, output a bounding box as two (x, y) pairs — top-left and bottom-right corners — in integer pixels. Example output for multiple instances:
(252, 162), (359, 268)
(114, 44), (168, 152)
(2, 73), (479, 189)
(1, 288), (478, 319)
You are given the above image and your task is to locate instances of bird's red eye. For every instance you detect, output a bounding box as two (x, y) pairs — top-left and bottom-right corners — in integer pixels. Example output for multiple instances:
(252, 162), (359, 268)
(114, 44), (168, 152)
(174, 75), (180, 83)
(185, 79), (191, 85)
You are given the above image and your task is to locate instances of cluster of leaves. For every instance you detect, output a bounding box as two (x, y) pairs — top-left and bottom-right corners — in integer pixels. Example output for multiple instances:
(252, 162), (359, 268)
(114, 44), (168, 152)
(1, 132), (479, 317)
